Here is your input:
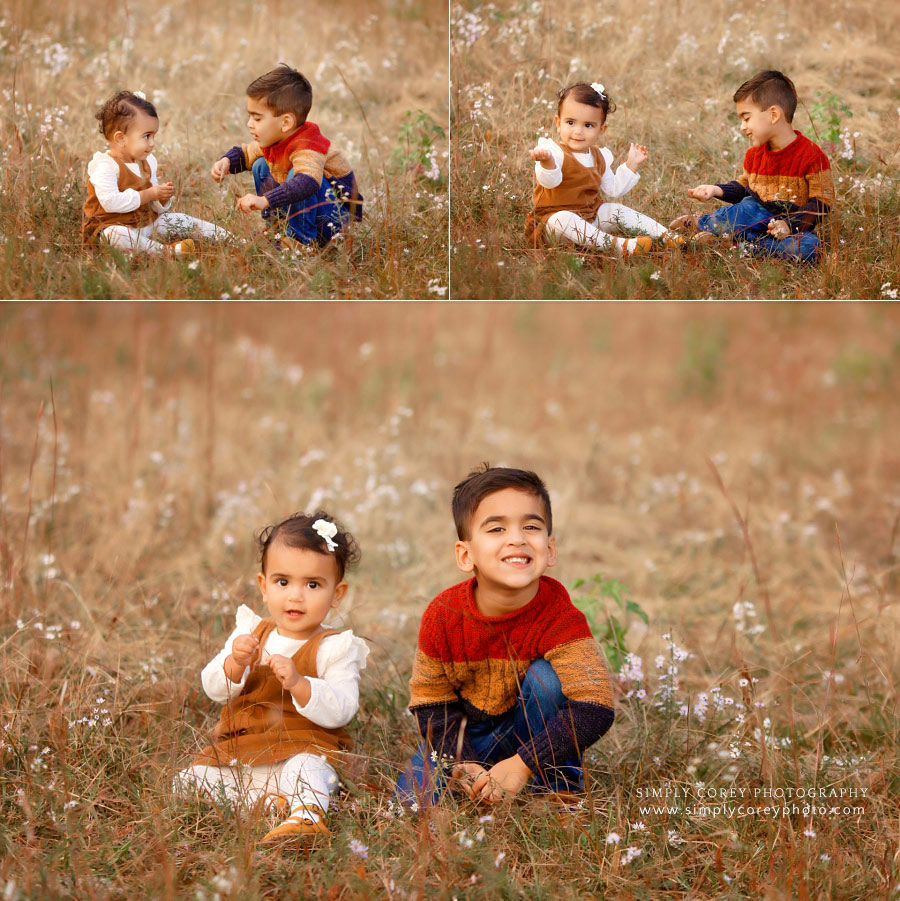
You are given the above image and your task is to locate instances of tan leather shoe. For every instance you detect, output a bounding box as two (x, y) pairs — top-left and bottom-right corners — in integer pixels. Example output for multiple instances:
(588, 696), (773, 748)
(260, 805), (330, 843)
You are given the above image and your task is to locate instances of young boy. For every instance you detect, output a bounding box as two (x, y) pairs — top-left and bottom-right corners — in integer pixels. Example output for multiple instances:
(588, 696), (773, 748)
(210, 64), (362, 247)
(397, 466), (615, 807)
(670, 70), (835, 263)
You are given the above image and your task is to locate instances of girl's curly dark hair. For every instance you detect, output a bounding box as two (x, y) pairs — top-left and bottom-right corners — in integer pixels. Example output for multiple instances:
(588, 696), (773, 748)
(94, 90), (158, 139)
(256, 511), (361, 580)
(557, 82), (617, 122)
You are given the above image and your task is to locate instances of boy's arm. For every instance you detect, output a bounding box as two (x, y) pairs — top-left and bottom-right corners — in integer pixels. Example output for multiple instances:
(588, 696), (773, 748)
(515, 632), (615, 779)
(408, 647), (477, 761)
(408, 602), (478, 761)
(784, 163), (836, 233)
(260, 148), (326, 209)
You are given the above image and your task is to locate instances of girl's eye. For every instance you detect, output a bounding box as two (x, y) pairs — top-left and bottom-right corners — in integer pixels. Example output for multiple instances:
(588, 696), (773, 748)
(276, 578), (288, 587)
(306, 581), (319, 590)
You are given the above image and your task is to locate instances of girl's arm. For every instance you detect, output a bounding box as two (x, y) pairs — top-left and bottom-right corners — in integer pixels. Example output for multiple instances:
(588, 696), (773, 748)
(88, 153), (142, 214)
(532, 138), (564, 189)
(147, 155), (173, 213)
(598, 147), (640, 198)
(289, 632), (369, 728)
(200, 605), (261, 702)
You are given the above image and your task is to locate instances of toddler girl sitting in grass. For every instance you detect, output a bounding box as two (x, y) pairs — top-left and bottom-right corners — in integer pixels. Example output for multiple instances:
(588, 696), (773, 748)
(526, 82), (681, 256)
(176, 512), (368, 844)
(83, 90), (230, 255)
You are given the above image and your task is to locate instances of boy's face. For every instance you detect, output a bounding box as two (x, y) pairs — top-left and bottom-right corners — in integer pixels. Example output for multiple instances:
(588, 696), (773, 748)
(736, 99), (784, 148)
(246, 96), (297, 147)
(257, 540), (347, 640)
(455, 487), (557, 593)
(112, 109), (159, 163)
(554, 97), (607, 152)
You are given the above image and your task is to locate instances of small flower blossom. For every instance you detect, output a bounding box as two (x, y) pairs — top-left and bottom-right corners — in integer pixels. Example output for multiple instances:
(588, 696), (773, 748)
(349, 839), (368, 858)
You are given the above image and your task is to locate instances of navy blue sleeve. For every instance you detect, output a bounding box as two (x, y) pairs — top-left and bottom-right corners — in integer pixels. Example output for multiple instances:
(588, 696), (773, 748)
(222, 146), (247, 175)
(717, 180), (750, 204)
(263, 174), (320, 209)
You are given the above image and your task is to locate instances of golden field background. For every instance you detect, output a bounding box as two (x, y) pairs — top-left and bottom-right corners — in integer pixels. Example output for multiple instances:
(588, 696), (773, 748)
(1, 302), (898, 898)
(0, 0), (448, 298)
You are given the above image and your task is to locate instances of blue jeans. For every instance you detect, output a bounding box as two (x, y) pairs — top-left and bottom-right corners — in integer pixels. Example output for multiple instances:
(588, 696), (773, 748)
(251, 158), (346, 247)
(697, 196), (822, 263)
(395, 659), (584, 808)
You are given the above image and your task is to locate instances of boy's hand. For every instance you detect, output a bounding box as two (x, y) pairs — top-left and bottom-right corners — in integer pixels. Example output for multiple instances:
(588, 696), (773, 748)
(267, 654), (301, 690)
(626, 143), (649, 171)
(237, 193), (270, 213)
(687, 184), (724, 201)
(767, 218), (790, 240)
(210, 157), (230, 182)
(530, 147), (556, 169)
(451, 762), (489, 798)
(230, 633), (259, 668)
(470, 755), (533, 804)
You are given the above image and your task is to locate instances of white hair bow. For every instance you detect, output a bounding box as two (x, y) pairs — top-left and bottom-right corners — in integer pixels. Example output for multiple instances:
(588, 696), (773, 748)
(312, 519), (339, 552)
(134, 90), (147, 100)
(591, 82), (606, 99)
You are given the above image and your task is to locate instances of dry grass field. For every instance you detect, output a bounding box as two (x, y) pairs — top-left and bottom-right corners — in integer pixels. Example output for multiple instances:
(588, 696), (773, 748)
(0, 0), (448, 299)
(451, 0), (900, 299)
(1, 301), (899, 898)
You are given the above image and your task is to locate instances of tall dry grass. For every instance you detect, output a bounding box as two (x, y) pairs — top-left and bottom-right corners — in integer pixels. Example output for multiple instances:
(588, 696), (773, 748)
(0, 0), (449, 299)
(451, 0), (900, 299)
(1, 302), (899, 898)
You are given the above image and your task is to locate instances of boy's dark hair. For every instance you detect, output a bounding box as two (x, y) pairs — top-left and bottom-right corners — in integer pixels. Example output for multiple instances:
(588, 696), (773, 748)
(557, 82), (617, 122)
(256, 511), (360, 580)
(247, 64), (313, 126)
(452, 464), (552, 540)
(733, 70), (798, 123)
(95, 90), (158, 140)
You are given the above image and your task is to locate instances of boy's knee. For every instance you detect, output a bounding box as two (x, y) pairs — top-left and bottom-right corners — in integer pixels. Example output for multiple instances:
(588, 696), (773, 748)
(251, 157), (270, 178)
(522, 659), (565, 708)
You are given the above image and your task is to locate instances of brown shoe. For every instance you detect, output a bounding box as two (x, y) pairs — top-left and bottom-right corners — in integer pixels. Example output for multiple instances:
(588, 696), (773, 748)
(622, 236), (653, 257)
(668, 214), (701, 232)
(260, 805), (330, 843)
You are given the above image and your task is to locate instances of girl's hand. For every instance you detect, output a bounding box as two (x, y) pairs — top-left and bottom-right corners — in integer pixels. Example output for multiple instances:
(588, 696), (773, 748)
(268, 654), (301, 690)
(155, 182), (175, 204)
(237, 193), (269, 213)
(469, 755), (532, 804)
(210, 157), (230, 182)
(626, 143), (650, 171)
(687, 184), (724, 201)
(231, 633), (259, 668)
(530, 147), (556, 169)
(767, 218), (790, 240)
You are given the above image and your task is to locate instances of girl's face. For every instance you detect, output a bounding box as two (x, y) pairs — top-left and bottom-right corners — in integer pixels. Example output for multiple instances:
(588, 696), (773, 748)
(257, 540), (347, 640)
(554, 97), (607, 152)
(111, 109), (159, 163)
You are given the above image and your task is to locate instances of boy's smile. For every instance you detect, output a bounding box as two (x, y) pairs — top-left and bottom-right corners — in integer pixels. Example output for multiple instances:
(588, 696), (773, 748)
(257, 541), (347, 640)
(735, 99), (796, 151)
(455, 487), (557, 615)
(554, 97), (607, 153)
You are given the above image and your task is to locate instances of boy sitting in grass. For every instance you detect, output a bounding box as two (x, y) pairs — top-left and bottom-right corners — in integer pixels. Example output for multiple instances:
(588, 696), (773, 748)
(210, 64), (362, 248)
(670, 70), (835, 263)
(396, 465), (615, 807)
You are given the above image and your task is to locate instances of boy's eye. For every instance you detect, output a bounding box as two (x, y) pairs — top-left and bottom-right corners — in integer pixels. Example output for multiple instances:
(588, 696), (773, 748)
(488, 526), (504, 533)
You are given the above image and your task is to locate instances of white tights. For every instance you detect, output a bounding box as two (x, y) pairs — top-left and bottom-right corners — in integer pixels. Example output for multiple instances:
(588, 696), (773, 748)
(175, 752), (337, 816)
(102, 211), (230, 254)
(545, 203), (669, 252)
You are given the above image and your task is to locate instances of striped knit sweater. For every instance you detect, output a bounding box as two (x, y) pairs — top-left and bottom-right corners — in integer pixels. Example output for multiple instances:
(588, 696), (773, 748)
(222, 121), (362, 220)
(717, 130), (835, 233)
(408, 575), (615, 777)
